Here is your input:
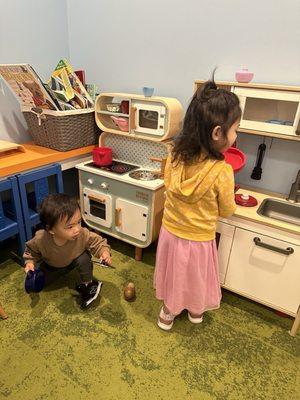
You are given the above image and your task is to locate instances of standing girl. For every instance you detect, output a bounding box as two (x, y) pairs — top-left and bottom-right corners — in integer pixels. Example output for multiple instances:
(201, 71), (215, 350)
(154, 79), (241, 330)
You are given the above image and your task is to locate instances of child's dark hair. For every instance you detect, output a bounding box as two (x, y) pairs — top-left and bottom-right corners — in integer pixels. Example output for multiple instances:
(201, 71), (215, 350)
(38, 193), (80, 230)
(172, 79), (241, 164)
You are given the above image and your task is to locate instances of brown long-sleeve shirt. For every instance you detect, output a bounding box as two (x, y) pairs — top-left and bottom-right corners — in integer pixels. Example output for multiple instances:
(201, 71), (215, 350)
(23, 228), (110, 268)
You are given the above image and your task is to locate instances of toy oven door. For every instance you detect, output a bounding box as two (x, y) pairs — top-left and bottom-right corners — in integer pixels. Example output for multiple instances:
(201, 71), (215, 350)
(83, 187), (113, 228)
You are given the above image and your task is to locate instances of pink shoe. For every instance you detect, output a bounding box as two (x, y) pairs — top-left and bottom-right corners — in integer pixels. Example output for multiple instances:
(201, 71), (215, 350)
(188, 312), (203, 324)
(157, 306), (175, 331)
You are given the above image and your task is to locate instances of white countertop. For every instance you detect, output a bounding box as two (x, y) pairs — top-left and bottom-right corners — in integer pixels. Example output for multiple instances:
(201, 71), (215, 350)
(76, 159), (164, 190)
(230, 187), (300, 236)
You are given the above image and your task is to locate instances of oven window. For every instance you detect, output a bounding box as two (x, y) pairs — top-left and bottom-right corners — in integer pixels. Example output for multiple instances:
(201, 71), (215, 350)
(90, 199), (106, 220)
(139, 110), (159, 129)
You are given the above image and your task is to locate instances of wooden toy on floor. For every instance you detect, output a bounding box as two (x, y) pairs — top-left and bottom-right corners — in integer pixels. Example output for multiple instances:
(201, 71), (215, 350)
(123, 282), (136, 302)
(0, 303), (8, 319)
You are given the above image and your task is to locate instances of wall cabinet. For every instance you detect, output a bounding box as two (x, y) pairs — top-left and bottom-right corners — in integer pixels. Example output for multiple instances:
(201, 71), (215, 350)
(233, 87), (300, 137)
(194, 81), (300, 142)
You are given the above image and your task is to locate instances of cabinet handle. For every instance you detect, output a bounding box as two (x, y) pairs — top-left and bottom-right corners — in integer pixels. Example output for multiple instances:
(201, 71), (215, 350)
(130, 107), (137, 130)
(253, 237), (294, 255)
(115, 208), (121, 227)
(88, 195), (105, 203)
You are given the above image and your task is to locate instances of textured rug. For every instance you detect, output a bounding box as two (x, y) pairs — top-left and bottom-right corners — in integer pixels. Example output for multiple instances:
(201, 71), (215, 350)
(0, 239), (299, 400)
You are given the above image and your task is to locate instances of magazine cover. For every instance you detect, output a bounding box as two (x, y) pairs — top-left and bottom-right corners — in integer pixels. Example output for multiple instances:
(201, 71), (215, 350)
(0, 64), (58, 110)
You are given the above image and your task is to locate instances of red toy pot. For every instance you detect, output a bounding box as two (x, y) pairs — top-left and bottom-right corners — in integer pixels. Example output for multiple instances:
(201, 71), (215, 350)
(92, 147), (113, 166)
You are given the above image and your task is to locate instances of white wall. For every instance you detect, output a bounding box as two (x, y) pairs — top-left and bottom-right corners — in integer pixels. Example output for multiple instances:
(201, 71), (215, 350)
(66, 0), (300, 195)
(0, 0), (70, 142)
(66, 0), (300, 105)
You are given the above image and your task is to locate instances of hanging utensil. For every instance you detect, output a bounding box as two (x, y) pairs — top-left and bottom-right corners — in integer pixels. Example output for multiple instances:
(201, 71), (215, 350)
(251, 142), (266, 180)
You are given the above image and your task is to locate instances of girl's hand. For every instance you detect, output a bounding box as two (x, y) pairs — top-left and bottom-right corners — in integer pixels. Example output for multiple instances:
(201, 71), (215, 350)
(100, 250), (112, 265)
(24, 263), (35, 273)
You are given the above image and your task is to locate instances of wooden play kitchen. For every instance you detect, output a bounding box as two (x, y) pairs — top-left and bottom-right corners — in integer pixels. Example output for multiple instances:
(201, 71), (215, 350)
(76, 93), (183, 260)
(195, 80), (300, 336)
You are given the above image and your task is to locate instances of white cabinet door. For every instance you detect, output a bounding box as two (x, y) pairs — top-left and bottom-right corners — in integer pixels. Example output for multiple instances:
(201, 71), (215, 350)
(225, 228), (300, 313)
(216, 221), (235, 285)
(115, 199), (149, 242)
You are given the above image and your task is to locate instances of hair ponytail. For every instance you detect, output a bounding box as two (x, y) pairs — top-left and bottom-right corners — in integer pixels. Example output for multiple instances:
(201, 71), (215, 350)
(172, 73), (241, 164)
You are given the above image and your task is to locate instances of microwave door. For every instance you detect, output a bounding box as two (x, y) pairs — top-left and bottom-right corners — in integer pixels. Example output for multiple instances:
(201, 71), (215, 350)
(132, 102), (165, 136)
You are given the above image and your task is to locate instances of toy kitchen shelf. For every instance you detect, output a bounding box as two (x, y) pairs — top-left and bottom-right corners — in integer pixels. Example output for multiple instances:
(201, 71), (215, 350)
(95, 93), (183, 141)
(194, 81), (300, 142)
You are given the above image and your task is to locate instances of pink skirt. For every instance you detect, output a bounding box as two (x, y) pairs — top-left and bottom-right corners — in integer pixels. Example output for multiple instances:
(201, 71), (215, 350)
(154, 226), (221, 315)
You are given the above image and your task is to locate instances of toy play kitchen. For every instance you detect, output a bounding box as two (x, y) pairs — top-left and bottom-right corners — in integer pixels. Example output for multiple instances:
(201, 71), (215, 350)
(195, 79), (300, 337)
(76, 92), (183, 260)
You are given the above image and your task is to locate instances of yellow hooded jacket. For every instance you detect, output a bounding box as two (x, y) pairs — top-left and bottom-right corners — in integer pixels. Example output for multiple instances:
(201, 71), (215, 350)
(162, 154), (236, 241)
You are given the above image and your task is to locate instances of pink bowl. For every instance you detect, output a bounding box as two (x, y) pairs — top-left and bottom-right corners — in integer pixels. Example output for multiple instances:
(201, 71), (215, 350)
(235, 69), (254, 83)
(111, 116), (129, 131)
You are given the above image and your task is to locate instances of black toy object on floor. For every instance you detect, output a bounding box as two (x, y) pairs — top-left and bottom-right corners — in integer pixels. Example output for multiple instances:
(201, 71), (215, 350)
(251, 143), (266, 180)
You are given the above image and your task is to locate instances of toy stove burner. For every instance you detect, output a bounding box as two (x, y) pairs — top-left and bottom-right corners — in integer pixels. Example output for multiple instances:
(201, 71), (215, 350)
(86, 161), (139, 175)
(235, 193), (258, 207)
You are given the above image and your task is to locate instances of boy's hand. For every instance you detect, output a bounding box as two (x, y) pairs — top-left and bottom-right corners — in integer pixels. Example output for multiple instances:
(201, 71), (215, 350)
(24, 263), (35, 273)
(100, 250), (111, 265)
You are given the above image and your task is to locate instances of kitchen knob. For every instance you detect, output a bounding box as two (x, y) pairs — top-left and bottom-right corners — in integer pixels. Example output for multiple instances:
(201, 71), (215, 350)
(87, 178), (94, 185)
(100, 182), (109, 190)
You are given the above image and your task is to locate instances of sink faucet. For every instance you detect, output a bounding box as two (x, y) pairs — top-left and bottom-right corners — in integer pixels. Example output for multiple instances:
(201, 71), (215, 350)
(287, 169), (300, 203)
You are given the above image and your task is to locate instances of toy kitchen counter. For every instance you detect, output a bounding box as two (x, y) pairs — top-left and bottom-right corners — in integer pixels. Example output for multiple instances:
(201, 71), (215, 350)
(0, 142), (95, 178)
(76, 134), (169, 262)
(216, 186), (300, 337)
(231, 187), (300, 236)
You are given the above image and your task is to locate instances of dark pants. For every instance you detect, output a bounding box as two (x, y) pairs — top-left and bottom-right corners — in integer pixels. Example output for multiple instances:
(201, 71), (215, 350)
(39, 251), (93, 286)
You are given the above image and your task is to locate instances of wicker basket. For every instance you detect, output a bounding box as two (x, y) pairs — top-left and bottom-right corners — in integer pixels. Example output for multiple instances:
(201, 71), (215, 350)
(22, 107), (99, 151)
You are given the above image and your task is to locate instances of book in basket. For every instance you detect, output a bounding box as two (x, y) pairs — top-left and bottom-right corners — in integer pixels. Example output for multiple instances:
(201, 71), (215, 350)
(0, 64), (59, 110)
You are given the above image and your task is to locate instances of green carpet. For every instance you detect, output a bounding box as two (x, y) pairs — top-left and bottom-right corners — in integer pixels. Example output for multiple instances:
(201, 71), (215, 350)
(0, 239), (299, 400)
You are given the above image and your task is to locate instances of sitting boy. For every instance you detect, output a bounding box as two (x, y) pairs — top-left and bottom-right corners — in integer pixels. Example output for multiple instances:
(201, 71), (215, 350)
(23, 193), (111, 308)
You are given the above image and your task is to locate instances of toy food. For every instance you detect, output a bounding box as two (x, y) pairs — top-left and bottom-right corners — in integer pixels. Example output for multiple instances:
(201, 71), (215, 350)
(106, 103), (120, 112)
(123, 282), (136, 301)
